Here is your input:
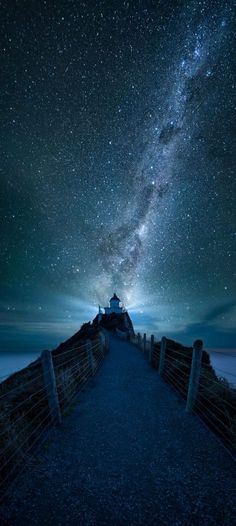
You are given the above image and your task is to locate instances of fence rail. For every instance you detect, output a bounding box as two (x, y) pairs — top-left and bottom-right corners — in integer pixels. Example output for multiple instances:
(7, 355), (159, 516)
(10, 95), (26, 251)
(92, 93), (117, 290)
(128, 332), (236, 458)
(0, 330), (109, 498)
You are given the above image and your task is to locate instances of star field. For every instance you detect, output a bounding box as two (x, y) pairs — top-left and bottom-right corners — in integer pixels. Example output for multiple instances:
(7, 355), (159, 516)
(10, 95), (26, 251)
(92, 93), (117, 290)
(0, 0), (235, 350)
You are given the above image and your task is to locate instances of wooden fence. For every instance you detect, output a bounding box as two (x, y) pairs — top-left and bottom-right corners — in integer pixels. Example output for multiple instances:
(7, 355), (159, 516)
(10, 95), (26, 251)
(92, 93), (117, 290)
(128, 332), (236, 457)
(0, 330), (109, 498)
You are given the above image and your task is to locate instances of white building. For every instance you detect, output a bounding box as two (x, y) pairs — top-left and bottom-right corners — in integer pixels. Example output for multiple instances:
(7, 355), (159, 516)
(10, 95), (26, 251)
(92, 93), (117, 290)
(98, 293), (125, 317)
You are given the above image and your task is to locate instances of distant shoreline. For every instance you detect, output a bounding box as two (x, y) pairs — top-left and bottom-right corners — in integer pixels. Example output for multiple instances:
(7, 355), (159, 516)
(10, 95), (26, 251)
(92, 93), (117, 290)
(0, 348), (235, 386)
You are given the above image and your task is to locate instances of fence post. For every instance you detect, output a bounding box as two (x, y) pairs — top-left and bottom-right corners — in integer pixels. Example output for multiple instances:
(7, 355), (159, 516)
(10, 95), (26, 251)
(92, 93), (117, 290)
(186, 339), (203, 413)
(143, 333), (146, 353)
(137, 333), (141, 348)
(149, 334), (154, 364)
(159, 336), (166, 376)
(41, 350), (61, 424)
(86, 340), (94, 375)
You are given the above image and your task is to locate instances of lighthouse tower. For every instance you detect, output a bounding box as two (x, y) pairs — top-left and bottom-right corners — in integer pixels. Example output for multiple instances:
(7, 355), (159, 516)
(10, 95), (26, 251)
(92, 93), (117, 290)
(104, 293), (124, 315)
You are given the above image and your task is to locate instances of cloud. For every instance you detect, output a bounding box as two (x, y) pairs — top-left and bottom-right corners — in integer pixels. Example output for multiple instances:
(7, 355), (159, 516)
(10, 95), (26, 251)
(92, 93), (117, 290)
(178, 302), (236, 348)
(203, 301), (236, 324)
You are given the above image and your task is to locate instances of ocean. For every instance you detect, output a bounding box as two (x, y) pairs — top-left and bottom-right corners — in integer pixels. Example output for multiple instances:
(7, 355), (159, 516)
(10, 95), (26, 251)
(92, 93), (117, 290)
(208, 350), (236, 387)
(0, 351), (40, 382)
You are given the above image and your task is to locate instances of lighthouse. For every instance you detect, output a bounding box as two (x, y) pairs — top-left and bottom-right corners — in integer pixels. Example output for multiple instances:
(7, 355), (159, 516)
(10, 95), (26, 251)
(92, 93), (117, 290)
(95, 293), (134, 336)
(104, 293), (124, 315)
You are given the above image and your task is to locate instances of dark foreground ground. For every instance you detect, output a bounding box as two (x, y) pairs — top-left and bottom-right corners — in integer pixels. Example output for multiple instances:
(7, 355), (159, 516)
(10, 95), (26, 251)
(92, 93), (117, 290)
(1, 336), (235, 526)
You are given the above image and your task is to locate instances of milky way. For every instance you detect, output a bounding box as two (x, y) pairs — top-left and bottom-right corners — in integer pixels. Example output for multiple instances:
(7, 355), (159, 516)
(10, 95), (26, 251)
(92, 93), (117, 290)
(0, 0), (235, 350)
(95, 9), (231, 302)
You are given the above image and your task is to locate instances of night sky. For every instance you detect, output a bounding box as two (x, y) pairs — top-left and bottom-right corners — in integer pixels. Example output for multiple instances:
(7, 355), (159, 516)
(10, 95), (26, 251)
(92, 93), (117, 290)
(1, 0), (235, 352)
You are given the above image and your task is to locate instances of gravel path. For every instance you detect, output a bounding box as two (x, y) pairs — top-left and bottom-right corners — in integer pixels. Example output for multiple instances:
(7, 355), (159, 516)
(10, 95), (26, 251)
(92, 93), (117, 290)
(1, 336), (235, 526)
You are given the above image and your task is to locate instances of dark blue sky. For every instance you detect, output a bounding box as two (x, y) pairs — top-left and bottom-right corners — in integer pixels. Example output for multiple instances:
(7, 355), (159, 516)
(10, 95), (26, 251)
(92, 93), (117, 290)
(0, 0), (235, 351)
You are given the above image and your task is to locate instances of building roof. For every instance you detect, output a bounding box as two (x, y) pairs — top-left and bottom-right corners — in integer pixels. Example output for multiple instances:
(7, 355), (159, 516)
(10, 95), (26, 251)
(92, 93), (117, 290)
(110, 293), (120, 302)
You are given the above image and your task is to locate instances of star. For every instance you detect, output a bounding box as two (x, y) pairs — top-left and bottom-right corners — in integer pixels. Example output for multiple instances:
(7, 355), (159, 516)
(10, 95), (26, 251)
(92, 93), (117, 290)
(0, 0), (235, 352)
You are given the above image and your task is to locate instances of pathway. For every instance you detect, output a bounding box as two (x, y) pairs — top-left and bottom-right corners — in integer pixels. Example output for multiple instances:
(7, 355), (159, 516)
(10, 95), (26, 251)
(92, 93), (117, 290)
(1, 336), (235, 525)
